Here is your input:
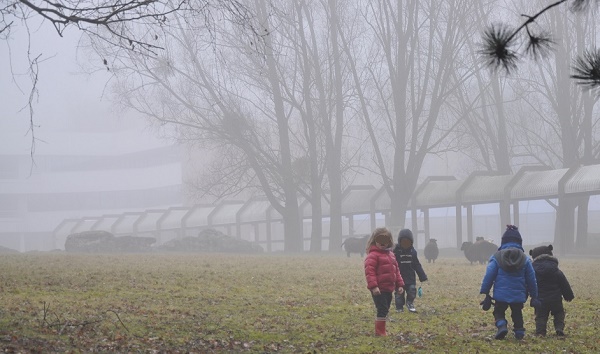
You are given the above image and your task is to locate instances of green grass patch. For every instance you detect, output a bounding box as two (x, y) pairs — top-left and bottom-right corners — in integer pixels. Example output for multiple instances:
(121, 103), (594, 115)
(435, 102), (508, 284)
(0, 253), (598, 352)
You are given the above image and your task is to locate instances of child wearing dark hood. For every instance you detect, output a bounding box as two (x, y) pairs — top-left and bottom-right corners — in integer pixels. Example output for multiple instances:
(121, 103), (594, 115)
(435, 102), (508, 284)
(364, 227), (405, 336)
(480, 225), (539, 340)
(393, 228), (428, 313)
(529, 244), (574, 336)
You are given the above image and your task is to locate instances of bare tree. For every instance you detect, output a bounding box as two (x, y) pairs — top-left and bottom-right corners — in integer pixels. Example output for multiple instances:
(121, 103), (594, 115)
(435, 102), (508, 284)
(447, 0), (520, 229)
(504, 2), (600, 254)
(278, 0), (361, 252)
(341, 0), (477, 237)
(96, 2), (325, 251)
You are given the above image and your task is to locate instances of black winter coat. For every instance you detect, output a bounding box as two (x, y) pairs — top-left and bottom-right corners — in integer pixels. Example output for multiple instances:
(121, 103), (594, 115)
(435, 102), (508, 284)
(532, 254), (574, 303)
(393, 245), (427, 286)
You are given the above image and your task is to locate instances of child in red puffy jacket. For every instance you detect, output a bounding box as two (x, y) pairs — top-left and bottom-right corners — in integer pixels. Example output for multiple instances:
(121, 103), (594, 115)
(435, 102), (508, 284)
(364, 227), (405, 336)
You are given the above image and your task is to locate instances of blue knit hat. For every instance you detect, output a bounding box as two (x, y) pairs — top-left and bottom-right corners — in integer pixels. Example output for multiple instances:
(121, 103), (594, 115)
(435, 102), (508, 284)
(501, 225), (522, 245)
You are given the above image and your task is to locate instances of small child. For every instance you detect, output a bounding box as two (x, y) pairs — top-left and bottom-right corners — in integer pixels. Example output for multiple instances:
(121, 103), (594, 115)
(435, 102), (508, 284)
(364, 227), (405, 336)
(480, 225), (539, 340)
(393, 228), (428, 313)
(529, 244), (574, 336)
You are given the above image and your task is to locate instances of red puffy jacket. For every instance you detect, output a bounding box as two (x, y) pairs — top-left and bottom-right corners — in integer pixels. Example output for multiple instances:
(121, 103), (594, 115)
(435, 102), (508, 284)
(365, 245), (405, 292)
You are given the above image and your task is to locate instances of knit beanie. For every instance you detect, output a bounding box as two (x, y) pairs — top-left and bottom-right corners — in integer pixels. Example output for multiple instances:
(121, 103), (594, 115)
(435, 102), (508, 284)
(501, 225), (522, 245)
(529, 244), (553, 259)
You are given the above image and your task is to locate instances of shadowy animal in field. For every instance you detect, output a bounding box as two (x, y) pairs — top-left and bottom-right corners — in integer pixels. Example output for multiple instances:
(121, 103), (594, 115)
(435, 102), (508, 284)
(461, 237), (498, 264)
(423, 238), (439, 263)
(341, 235), (370, 257)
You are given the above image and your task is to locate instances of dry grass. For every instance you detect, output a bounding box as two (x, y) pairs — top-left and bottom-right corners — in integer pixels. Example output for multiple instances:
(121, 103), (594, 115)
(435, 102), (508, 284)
(0, 253), (598, 353)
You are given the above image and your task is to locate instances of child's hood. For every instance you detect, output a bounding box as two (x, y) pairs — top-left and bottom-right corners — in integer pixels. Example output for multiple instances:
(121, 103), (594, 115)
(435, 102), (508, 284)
(494, 248), (527, 272)
(532, 254), (559, 276)
(397, 229), (414, 243)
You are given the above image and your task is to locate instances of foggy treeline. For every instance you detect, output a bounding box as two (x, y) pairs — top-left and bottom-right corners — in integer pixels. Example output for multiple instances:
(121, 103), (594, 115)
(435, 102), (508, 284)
(78, 0), (599, 253)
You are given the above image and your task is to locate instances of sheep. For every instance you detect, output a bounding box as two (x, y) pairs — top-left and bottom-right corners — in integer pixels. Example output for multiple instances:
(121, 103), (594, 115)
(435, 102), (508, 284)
(423, 238), (439, 263)
(341, 235), (370, 257)
(461, 237), (498, 264)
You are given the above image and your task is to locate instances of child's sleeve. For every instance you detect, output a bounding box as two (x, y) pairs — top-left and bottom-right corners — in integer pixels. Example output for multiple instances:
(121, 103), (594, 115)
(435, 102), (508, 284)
(412, 250), (428, 281)
(480, 259), (498, 294)
(557, 270), (575, 301)
(524, 260), (538, 299)
(364, 255), (378, 289)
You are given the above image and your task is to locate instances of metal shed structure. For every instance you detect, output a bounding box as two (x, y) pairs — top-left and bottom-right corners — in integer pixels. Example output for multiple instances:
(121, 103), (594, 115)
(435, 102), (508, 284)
(133, 209), (167, 238)
(72, 217), (102, 234)
(342, 185), (378, 237)
(112, 212), (144, 236)
(208, 200), (245, 237)
(156, 207), (191, 243)
(51, 163), (600, 253)
(182, 204), (216, 237)
(237, 197), (283, 252)
(92, 214), (121, 232)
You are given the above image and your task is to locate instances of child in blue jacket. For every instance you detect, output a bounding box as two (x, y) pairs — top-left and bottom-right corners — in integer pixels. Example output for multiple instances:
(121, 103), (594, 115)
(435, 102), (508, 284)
(480, 225), (539, 340)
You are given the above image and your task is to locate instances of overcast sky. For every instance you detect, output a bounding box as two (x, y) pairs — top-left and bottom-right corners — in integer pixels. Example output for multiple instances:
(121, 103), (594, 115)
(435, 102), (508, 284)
(0, 20), (170, 158)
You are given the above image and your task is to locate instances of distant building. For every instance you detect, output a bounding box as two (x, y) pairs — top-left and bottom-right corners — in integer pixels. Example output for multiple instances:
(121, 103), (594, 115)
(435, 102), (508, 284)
(0, 130), (183, 252)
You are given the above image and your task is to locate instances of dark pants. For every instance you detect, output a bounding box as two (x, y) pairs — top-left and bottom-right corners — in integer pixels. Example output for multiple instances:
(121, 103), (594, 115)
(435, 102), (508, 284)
(372, 291), (393, 318)
(395, 284), (416, 309)
(493, 301), (524, 329)
(535, 300), (565, 335)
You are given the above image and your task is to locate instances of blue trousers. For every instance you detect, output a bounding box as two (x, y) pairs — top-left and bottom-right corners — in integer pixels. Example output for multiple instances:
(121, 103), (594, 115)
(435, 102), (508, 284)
(395, 284), (417, 309)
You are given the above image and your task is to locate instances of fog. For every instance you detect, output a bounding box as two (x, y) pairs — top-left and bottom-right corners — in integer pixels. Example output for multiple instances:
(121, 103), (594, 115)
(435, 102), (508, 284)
(1, 2), (599, 255)
(1, 20), (181, 252)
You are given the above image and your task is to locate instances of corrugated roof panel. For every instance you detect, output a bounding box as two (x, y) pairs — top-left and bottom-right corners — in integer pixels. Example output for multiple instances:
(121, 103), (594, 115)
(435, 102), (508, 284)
(342, 187), (377, 214)
(185, 205), (215, 228)
(52, 219), (79, 237)
(136, 210), (166, 232)
(300, 196), (330, 218)
(113, 213), (143, 234)
(72, 218), (100, 233)
(239, 199), (282, 223)
(92, 215), (120, 231)
(211, 202), (244, 225)
(415, 180), (463, 207)
(462, 175), (513, 204)
(510, 168), (568, 200)
(158, 208), (190, 230)
(372, 188), (391, 211)
(565, 165), (600, 195)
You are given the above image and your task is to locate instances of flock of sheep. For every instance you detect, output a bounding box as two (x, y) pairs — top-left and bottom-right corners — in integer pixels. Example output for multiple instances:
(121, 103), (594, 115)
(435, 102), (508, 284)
(342, 234), (498, 264)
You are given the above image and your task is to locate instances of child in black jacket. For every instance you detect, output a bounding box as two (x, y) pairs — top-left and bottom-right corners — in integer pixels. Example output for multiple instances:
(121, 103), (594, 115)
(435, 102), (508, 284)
(529, 245), (575, 336)
(393, 228), (427, 313)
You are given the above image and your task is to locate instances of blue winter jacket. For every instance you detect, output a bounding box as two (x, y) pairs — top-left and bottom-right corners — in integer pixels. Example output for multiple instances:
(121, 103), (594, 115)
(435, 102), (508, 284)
(479, 242), (538, 304)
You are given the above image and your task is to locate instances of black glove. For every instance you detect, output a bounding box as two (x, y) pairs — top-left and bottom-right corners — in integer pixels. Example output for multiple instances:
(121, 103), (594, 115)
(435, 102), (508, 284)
(480, 294), (494, 311)
(530, 298), (542, 309)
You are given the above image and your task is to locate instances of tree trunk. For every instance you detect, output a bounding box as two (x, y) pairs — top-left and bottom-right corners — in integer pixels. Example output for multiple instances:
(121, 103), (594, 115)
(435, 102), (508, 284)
(554, 198), (575, 255)
(575, 196), (589, 251)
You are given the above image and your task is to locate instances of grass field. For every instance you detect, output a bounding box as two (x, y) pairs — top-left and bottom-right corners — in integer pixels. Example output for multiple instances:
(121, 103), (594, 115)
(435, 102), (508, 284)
(0, 252), (598, 353)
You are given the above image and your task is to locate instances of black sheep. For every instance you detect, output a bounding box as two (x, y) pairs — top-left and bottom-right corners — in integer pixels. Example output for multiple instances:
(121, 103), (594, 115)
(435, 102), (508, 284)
(341, 235), (370, 257)
(461, 237), (498, 264)
(423, 238), (439, 263)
